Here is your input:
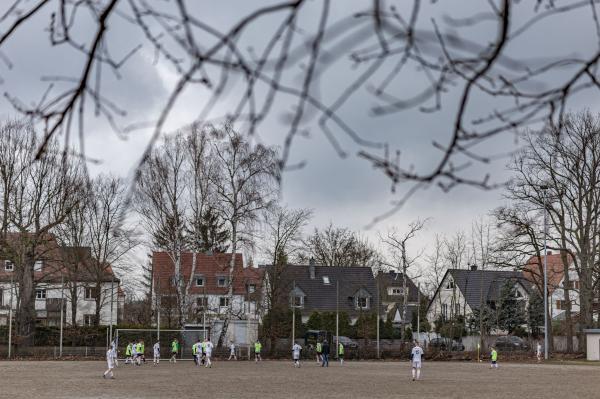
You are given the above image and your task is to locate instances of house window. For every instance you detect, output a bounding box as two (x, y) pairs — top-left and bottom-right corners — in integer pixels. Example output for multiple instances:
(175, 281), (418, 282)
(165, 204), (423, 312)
(248, 284), (256, 294)
(322, 276), (330, 285)
(217, 277), (228, 287)
(34, 260), (43, 272)
(356, 296), (369, 310)
(219, 297), (230, 307)
(444, 280), (455, 290)
(195, 276), (205, 287)
(0, 288), (3, 306)
(556, 300), (568, 310)
(84, 287), (97, 300)
(197, 297), (207, 310)
(83, 314), (95, 326)
(442, 303), (448, 320)
(36, 289), (46, 300)
(4, 260), (14, 271)
(389, 287), (404, 296)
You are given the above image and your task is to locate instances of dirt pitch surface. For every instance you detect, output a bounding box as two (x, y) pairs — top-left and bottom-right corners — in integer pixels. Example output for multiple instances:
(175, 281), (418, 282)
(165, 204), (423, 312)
(1, 359), (599, 399)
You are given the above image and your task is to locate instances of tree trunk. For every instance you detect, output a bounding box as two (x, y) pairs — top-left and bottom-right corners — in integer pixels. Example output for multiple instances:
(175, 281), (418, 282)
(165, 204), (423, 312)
(17, 258), (35, 347)
(559, 250), (573, 353)
(218, 224), (236, 348)
(70, 283), (78, 326)
(94, 284), (102, 326)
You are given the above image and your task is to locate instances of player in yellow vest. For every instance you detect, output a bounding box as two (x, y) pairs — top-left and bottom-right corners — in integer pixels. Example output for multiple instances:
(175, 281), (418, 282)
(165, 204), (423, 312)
(338, 342), (344, 365)
(125, 342), (133, 364)
(254, 341), (262, 362)
(315, 341), (322, 364)
(170, 338), (179, 363)
(490, 347), (498, 369)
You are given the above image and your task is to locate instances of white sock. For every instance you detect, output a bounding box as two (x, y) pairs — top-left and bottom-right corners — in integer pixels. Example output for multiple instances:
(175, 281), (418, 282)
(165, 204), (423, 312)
(412, 369), (416, 379)
(416, 369), (421, 380)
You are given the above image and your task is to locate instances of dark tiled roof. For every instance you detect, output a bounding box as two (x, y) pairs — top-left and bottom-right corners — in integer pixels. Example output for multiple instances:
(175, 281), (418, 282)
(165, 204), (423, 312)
(448, 269), (533, 311)
(264, 264), (379, 316)
(376, 271), (423, 303)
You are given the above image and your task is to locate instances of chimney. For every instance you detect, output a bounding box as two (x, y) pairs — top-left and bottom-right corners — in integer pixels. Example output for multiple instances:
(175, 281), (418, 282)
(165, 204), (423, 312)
(309, 257), (315, 279)
(470, 264), (477, 271)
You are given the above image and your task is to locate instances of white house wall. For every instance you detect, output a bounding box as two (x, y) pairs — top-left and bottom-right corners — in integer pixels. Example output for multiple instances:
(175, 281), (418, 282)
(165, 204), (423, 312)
(426, 275), (472, 326)
(0, 282), (120, 326)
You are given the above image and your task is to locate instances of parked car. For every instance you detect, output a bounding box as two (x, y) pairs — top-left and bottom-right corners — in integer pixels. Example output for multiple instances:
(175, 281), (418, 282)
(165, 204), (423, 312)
(333, 336), (359, 348)
(494, 335), (529, 351)
(429, 337), (465, 351)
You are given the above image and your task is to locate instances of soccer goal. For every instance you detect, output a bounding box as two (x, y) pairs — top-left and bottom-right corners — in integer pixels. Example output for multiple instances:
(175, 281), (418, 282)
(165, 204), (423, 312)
(114, 328), (209, 361)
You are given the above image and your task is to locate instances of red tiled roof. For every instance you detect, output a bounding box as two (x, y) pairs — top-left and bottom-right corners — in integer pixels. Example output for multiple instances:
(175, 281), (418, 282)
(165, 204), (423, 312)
(152, 251), (264, 295)
(523, 252), (570, 294)
(0, 233), (119, 283)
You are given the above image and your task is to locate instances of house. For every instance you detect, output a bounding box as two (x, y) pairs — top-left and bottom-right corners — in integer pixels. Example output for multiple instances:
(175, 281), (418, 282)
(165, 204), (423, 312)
(376, 270), (425, 327)
(0, 236), (124, 327)
(426, 266), (532, 328)
(263, 261), (380, 324)
(151, 251), (264, 326)
(523, 251), (580, 320)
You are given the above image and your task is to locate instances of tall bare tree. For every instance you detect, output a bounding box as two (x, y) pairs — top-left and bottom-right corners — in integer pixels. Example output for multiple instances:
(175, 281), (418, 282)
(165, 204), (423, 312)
(136, 133), (189, 327)
(210, 123), (278, 347)
(300, 223), (381, 268)
(505, 111), (600, 347)
(381, 219), (427, 339)
(0, 121), (83, 344)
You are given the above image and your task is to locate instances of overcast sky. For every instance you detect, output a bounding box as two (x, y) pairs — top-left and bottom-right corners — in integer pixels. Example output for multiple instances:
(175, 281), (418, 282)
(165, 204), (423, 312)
(0, 1), (598, 273)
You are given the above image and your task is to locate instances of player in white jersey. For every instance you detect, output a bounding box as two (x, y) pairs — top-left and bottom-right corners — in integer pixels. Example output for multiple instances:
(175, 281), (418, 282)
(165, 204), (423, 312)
(536, 341), (542, 363)
(204, 338), (214, 368)
(410, 341), (424, 381)
(292, 342), (302, 368)
(131, 342), (138, 366)
(153, 342), (160, 365)
(103, 346), (117, 379)
(228, 341), (237, 360)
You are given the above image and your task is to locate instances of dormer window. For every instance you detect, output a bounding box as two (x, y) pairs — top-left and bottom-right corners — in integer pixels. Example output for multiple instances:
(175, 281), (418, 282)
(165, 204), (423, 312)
(388, 287), (404, 296)
(444, 280), (455, 290)
(322, 276), (330, 285)
(248, 284), (256, 293)
(195, 276), (205, 287)
(356, 296), (369, 310)
(4, 260), (14, 271)
(34, 260), (43, 271)
(217, 277), (228, 287)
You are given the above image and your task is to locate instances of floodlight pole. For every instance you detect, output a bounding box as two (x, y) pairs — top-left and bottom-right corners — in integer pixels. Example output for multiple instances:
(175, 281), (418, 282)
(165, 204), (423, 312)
(59, 274), (64, 358)
(417, 283), (421, 342)
(336, 279), (339, 360)
(376, 274), (380, 359)
(542, 186), (549, 360)
(8, 275), (13, 359)
(292, 280), (296, 345)
(109, 274), (114, 345)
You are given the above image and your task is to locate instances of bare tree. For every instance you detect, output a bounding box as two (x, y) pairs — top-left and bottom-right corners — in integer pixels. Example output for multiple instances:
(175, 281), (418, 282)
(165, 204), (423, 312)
(84, 175), (138, 325)
(300, 223), (382, 267)
(505, 111), (600, 346)
(381, 219), (427, 339)
(136, 133), (189, 327)
(3, 1), (600, 221)
(0, 121), (82, 344)
(210, 123), (278, 347)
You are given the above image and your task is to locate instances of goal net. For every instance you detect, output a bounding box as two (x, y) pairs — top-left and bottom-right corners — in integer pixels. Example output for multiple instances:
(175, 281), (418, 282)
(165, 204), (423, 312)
(114, 328), (209, 360)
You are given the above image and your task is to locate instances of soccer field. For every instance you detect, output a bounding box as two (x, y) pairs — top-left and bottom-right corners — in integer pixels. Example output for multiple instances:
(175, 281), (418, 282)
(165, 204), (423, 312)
(1, 359), (598, 398)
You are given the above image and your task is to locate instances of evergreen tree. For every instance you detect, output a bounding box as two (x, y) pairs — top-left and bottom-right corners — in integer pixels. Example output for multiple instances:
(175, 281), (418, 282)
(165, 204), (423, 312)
(528, 289), (544, 337)
(497, 281), (527, 334)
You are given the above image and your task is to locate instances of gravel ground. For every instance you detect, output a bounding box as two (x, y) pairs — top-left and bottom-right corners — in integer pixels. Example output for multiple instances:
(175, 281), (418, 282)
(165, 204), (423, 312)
(1, 359), (599, 399)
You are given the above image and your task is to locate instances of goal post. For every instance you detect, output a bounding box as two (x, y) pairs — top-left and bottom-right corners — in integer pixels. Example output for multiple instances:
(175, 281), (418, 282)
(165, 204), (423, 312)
(114, 328), (209, 360)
